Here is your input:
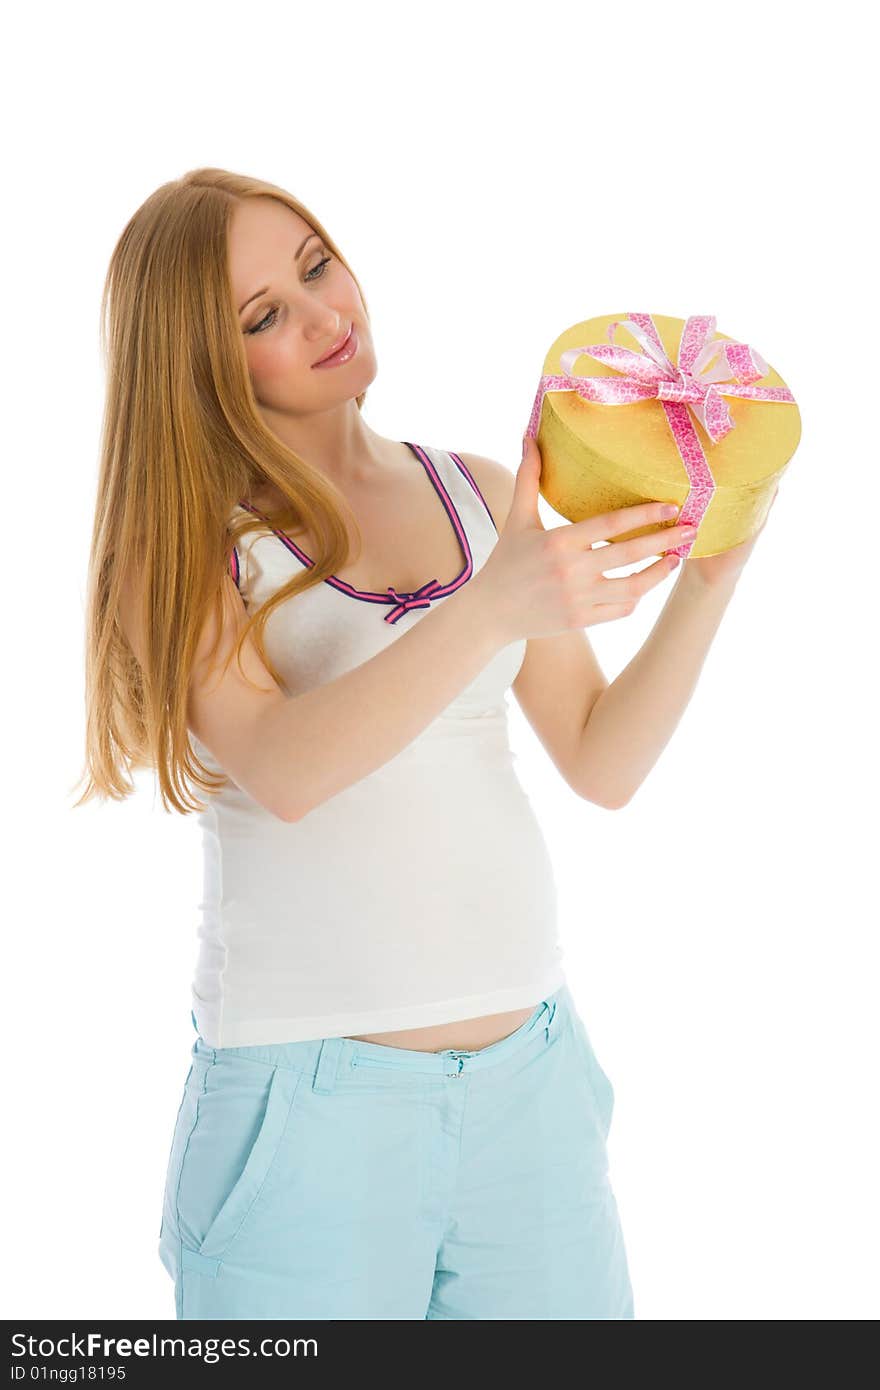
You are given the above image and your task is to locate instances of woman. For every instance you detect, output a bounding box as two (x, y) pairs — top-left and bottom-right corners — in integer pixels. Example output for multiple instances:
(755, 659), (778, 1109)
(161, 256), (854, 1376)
(76, 167), (764, 1320)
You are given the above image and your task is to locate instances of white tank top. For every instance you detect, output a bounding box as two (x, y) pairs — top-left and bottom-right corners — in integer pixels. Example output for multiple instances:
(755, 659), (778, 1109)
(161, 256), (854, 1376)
(189, 442), (567, 1046)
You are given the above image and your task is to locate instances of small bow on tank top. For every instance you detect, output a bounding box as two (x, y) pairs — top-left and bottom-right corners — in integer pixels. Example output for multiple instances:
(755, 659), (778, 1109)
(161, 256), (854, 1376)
(384, 578), (444, 625)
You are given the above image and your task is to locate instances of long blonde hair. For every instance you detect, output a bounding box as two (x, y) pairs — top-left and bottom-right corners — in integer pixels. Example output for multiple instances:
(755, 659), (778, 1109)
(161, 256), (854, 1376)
(70, 167), (370, 816)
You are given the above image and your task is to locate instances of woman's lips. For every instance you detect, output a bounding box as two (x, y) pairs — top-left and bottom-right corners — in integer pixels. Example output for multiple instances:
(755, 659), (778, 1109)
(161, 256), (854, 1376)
(312, 324), (358, 368)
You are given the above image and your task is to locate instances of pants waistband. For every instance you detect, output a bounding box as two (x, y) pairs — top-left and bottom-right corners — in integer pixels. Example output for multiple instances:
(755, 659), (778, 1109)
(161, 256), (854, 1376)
(191, 987), (569, 1092)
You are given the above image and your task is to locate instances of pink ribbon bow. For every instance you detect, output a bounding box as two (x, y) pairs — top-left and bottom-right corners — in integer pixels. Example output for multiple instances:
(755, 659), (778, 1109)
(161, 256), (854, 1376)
(525, 312), (797, 557)
(385, 577), (444, 624)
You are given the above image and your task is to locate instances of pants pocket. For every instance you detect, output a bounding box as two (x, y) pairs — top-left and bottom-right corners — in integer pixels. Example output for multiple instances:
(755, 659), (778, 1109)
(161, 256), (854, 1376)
(568, 1012), (616, 1137)
(172, 1061), (303, 1271)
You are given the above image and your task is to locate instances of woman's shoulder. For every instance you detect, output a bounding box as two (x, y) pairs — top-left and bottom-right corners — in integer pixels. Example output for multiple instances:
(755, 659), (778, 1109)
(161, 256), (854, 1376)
(447, 450), (517, 533)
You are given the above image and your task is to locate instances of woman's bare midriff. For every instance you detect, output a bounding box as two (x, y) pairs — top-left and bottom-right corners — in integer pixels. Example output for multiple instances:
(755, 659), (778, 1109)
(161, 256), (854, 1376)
(346, 1005), (538, 1054)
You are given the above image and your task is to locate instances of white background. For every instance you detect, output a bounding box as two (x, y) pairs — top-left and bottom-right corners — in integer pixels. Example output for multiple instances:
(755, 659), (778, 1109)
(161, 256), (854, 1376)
(5, 0), (876, 1322)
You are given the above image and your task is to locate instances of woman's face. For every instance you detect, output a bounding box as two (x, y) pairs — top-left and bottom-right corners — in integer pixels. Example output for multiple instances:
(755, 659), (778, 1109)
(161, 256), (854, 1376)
(227, 196), (376, 414)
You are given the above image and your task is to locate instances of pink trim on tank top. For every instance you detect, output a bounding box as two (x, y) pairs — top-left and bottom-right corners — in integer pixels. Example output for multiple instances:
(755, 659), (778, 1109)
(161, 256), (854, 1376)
(235, 442), (475, 624)
(228, 542), (241, 589)
(446, 451), (500, 535)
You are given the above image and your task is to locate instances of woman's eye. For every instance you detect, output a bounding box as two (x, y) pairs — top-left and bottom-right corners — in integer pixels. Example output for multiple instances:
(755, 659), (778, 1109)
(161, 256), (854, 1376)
(306, 255), (332, 283)
(248, 307), (278, 335)
(246, 257), (333, 336)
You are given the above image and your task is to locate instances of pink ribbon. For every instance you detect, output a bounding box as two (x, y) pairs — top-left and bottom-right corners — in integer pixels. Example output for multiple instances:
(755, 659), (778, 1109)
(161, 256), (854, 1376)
(385, 577), (444, 624)
(525, 312), (797, 557)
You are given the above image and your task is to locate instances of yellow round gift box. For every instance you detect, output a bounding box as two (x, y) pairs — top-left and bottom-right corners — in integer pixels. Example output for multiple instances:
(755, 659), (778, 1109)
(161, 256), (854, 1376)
(534, 313), (801, 558)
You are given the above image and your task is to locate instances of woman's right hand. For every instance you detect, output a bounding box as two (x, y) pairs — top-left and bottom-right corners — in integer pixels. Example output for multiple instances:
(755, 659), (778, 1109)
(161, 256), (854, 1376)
(471, 434), (697, 644)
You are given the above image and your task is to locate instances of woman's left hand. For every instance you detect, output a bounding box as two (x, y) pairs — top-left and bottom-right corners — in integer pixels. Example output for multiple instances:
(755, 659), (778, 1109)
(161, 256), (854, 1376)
(682, 485), (780, 588)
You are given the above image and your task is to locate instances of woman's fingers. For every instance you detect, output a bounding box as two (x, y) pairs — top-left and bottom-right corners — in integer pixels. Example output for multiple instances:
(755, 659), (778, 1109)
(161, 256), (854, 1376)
(571, 502), (694, 568)
(593, 552), (679, 607)
(593, 524), (693, 573)
(573, 499), (681, 544)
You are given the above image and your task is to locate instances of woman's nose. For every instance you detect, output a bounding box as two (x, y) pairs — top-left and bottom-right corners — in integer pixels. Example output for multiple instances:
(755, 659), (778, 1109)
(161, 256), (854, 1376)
(305, 313), (341, 344)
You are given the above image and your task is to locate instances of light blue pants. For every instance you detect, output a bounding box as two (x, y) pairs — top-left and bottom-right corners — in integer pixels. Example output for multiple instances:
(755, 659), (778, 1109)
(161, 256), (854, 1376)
(158, 984), (634, 1319)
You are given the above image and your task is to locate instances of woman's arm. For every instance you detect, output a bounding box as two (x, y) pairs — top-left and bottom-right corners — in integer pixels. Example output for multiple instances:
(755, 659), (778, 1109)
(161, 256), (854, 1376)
(574, 566), (739, 808)
(258, 580), (505, 820)
(182, 571), (506, 823)
(457, 449), (742, 810)
(122, 561), (507, 822)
